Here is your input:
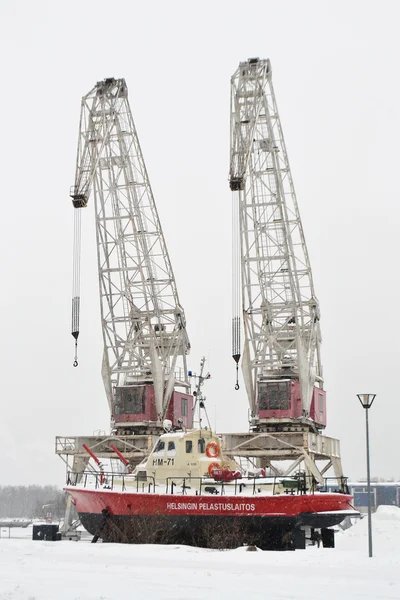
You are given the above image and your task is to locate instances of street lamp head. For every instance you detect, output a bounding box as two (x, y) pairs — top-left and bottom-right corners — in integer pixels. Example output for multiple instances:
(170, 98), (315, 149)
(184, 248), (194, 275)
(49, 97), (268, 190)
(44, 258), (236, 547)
(357, 394), (376, 409)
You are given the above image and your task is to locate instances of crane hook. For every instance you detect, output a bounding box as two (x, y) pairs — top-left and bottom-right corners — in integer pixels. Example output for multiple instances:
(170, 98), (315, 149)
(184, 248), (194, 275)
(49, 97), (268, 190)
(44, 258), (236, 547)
(73, 339), (79, 367)
(235, 362), (239, 390)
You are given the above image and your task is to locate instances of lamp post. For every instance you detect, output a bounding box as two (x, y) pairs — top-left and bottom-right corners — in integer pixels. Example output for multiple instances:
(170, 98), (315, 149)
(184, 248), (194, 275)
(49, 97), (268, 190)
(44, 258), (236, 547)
(357, 393), (376, 558)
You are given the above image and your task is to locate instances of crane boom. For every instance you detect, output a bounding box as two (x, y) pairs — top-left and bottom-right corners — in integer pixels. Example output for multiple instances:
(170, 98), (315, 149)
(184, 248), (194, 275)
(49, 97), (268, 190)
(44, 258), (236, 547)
(70, 77), (192, 433)
(230, 59), (325, 431)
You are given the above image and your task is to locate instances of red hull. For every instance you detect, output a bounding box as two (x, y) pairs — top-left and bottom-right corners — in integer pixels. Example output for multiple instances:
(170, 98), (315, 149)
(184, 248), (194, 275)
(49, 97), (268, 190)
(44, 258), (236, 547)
(67, 487), (354, 518)
(66, 487), (355, 548)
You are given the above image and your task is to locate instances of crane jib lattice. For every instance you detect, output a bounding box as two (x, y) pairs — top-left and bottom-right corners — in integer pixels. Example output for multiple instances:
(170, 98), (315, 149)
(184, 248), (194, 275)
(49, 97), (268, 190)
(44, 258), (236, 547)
(70, 78), (191, 427)
(229, 59), (324, 429)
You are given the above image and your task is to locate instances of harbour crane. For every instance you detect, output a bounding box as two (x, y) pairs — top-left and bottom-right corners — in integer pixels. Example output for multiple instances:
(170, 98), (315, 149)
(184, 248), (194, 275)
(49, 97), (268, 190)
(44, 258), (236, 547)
(57, 69), (346, 539)
(229, 58), (325, 434)
(70, 77), (193, 434)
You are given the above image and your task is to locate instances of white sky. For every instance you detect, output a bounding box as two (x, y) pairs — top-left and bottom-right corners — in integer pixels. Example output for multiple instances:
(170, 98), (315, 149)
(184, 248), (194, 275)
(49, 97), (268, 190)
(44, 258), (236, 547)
(1, 0), (399, 485)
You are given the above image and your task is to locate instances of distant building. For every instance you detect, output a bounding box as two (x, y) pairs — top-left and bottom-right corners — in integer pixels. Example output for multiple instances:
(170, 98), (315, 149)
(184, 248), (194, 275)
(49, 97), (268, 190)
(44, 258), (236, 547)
(348, 482), (400, 513)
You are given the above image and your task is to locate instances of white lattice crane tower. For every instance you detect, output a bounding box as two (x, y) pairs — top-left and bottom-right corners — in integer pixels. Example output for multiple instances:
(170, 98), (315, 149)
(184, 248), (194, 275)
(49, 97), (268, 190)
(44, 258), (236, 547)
(70, 77), (192, 434)
(230, 59), (325, 434)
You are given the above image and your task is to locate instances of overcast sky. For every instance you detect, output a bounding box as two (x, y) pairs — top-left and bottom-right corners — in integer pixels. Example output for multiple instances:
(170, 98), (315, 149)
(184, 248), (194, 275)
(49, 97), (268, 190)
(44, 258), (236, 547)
(1, 0), (399, 486)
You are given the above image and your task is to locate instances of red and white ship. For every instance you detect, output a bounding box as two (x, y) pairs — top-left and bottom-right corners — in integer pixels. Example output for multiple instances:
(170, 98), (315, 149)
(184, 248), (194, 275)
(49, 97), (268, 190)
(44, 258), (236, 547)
(66, 427), (357, 549)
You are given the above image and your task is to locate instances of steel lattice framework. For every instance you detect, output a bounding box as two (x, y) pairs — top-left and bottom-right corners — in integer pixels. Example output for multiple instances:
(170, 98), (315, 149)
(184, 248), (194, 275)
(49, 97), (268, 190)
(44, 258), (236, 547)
(71, 77), (190, 420)
(229, 59), (323, 419)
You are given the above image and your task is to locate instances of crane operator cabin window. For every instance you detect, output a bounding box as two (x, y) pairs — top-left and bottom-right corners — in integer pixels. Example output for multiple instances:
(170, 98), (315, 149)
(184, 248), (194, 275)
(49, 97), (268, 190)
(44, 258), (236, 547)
(115, 387), (145, 414)
(258, 381), (290, 410)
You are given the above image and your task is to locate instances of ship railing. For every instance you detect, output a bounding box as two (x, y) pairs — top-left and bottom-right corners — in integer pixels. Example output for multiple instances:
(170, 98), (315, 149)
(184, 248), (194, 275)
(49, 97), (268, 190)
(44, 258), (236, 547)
(66, 471), (349, 496)
(273, 474), (349, 496)
(66, 471), (156, 493)
(165, 476), (262, 497)
(165, 475), (349, 496)
(318, 476), (349, 495)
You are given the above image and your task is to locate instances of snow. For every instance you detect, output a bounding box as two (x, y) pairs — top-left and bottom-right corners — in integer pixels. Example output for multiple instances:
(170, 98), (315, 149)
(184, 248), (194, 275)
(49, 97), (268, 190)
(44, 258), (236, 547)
(0, 507), (399, 599)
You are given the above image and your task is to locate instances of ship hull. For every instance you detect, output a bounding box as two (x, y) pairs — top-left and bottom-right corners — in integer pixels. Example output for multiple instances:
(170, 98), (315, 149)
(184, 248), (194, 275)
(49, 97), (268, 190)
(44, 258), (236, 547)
(67, 487), (355, 549)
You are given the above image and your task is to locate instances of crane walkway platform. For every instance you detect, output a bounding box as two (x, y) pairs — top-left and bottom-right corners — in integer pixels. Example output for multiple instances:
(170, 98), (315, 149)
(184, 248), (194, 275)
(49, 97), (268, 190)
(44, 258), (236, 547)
(56, 430), (343, 480)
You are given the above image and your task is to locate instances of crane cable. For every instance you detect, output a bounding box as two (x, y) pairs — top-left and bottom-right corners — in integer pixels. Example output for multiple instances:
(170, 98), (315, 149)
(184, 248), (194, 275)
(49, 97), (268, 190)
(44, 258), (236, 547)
(232, 189), (241, 390)
(71, 208), (82, 367)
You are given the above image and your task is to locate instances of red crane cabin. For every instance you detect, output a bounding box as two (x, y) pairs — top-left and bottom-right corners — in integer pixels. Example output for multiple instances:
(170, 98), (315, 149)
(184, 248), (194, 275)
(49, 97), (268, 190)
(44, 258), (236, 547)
(257, 380), (326, 428)
(113, 386), (194, 429)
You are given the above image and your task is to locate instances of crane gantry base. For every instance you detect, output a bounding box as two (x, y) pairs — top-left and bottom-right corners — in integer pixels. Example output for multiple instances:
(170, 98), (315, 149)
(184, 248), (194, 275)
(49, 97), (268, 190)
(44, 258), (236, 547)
(56, 433), (159, 537)
(56, 433), (159, 471)
(221, 431), (343, 485)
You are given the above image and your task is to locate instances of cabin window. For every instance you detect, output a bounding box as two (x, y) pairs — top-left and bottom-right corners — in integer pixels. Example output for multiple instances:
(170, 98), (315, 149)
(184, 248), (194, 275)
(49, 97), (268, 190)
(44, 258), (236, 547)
(181, 397), (188, 416)
(167, 441), (175, 451)
(318, 393), (324, 412)
(116, 387), (145, 414)
(258, 381), (290, 410)
(154, 441), (165, 453)
(258, 382), (269, 410)
(198, 438), (206, 453)
(185, 440), (193, 453)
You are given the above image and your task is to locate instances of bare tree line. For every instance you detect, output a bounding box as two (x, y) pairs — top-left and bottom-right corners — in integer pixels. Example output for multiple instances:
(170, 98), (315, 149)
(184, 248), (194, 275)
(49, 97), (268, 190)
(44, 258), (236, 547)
(0, 486), (65, 520)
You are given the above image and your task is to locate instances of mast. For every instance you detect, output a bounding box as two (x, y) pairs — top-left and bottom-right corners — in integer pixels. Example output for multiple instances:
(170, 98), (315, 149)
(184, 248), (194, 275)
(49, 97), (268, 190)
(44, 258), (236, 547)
(229, 59), (324, 431)
(70, 77), (192, 432)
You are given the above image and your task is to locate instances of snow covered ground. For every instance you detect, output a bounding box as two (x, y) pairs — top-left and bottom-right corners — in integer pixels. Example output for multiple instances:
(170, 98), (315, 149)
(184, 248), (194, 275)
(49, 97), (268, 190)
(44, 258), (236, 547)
(0, 506), (399, 599)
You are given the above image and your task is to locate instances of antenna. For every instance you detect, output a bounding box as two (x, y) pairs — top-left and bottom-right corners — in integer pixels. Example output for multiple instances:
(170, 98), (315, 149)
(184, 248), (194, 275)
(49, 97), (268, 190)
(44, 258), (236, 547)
(189, 357), (212, 430)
